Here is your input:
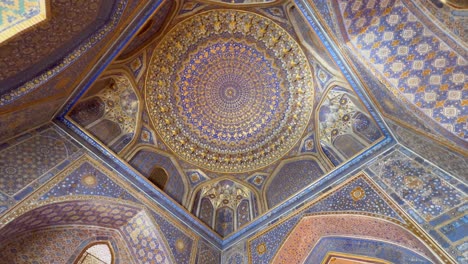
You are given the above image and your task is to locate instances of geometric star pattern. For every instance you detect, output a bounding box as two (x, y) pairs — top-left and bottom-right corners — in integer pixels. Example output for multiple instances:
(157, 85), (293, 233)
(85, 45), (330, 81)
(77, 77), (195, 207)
(337, 0), (467, 139)
(0, 131), (77, 196)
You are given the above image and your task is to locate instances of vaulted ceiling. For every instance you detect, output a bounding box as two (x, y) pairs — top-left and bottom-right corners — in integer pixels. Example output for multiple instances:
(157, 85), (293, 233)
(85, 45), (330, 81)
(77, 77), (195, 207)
(0, 0), (171, 141)
(62, 0), (393, 237)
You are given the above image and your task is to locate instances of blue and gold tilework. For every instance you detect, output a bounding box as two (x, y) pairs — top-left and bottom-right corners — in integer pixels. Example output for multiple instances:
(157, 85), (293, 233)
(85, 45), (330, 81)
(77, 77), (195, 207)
(411, 0), (466, 45)
(0, 128), (79, 196)
(150, 210), (196, 264)
(0, 227), (133, 263)
(186, 169), (209, 188)
(365, 146), (468, 261)
(305, 237), (432, 263)
(0, 154), (201, 263)
(246, 173), (450, 263)
(129, 149), (186, 204)
(196, 241), (220, 263)
(299, 133), (316, 154)
(193, 179), (256, 236)
(39, 161), (136, 202)
(318, 86), (383, 163)
(246, 173), (267, 191)
(146, 9), (314, 173)
(0, 200), (141, 238)
(304, 177), (404, 222)
(94, 74), (139, 138)
(127, 53), (146, 82)
(368, 149), (464, 220)
(336, 0), (467, 139)
(121, 212), (173, 264)
(68, 73), (139, 153)
(138, 125), (156, 145)
(390, 121), (468, 182)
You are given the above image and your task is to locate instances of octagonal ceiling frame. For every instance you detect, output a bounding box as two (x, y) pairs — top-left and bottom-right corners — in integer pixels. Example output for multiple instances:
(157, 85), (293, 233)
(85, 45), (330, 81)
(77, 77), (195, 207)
(219, 0), (397, 246)
(54, 0), (397, 250)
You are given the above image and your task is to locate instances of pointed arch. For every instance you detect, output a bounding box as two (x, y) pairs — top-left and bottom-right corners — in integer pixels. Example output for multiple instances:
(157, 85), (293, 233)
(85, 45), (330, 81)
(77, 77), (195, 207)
(272, 214), (441, 263)
(67, 68), (143, 155)
(74, 241), (114, 264)
(127, 146), (190, 205)
(0, 199), (175, 264)
(316, 84), (383, 164)
(190, 177), (261, 237)
(148, 166), (169, 190)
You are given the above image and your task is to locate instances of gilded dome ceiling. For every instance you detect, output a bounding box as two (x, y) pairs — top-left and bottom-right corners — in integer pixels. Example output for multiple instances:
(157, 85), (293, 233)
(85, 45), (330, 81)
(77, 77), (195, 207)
(1, 0), (467, 261)
(145, 10), (314, 173)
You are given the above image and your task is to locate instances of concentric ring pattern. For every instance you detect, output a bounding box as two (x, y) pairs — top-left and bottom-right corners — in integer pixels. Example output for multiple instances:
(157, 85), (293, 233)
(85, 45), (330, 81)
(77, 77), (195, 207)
(146, 10), (314, 173)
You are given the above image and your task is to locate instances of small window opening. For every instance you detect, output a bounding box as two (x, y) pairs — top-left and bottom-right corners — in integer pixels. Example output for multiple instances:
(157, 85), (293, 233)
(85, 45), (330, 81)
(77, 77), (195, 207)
(76, 242), (113, 264)
(148, 166), (169, 190)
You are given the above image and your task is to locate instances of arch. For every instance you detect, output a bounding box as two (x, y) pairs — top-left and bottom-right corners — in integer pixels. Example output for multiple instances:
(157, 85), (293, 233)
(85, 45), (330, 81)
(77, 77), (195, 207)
(0, 199), (175, 264)
(316, 85), (383, 165)
(303, 236), (432, 263)
(74, 241), (114, 264)
(127, 146), (189, 205)
(190, 177), (260, 237)
(148, 166), (169, 190)
(189, 176), (262, 213)
(315, 84), (351, 166)
(0, 199), (134, 241)
(67, 69), (142, 155)
(67, 236), (128, 264)
(271, 214), (440, 263)
(198, 197), (214, 227)
(215, 206), (234, 237)
(100, 68), (145, 156)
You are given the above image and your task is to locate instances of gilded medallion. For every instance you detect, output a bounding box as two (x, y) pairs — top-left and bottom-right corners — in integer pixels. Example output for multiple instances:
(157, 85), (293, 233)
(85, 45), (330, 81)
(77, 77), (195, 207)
(146, 10), (314, 173)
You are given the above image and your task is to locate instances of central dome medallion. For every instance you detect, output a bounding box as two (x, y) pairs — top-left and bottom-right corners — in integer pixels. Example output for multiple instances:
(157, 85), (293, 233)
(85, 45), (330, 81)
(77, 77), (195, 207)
(146, 10), (314, 173)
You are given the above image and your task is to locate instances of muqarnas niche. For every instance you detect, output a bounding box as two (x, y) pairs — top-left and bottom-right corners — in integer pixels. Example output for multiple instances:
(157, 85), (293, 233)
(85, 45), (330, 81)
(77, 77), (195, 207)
(318, 86), (383, 166)
(69, 73), (139, 154)
(191, 179), (259, 237)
